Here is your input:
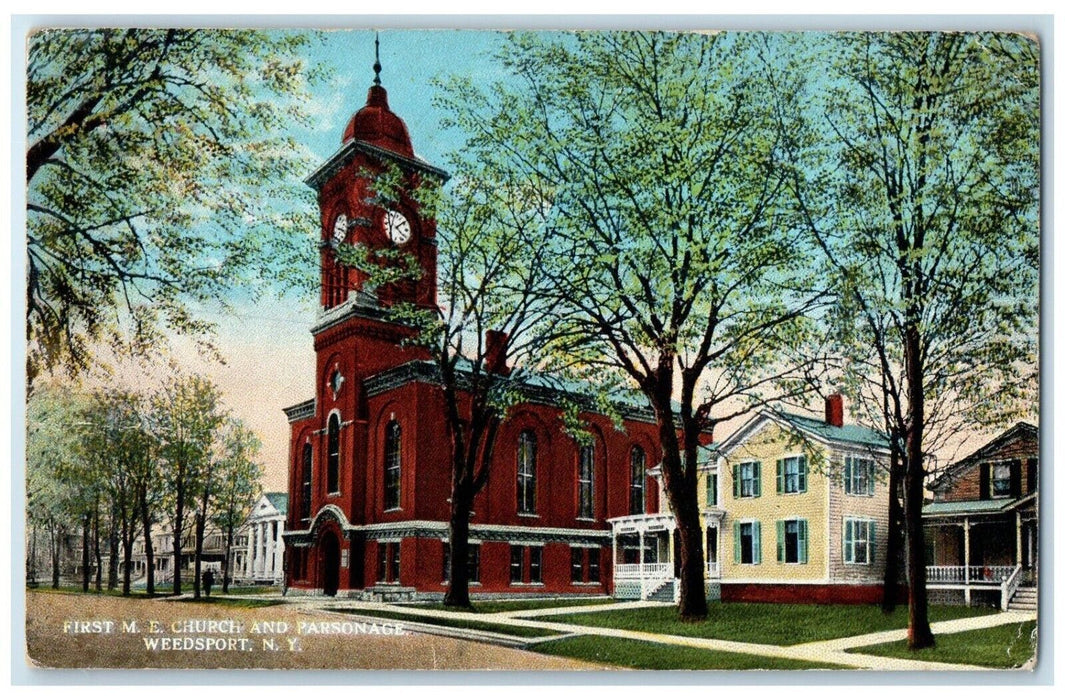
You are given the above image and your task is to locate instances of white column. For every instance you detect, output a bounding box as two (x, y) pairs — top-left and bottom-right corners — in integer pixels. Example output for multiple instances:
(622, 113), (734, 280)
(245, 527), (254, 579)
(1015, 511), (1023, 568)
(259, 523), (267, 577)
(638, 527), (646, 599)
(270, 521), (280, 579)
(963, 518), (971, 606)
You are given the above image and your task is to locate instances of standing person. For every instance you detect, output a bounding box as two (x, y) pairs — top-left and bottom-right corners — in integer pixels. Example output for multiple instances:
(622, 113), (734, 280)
(203, 569), (214, 598)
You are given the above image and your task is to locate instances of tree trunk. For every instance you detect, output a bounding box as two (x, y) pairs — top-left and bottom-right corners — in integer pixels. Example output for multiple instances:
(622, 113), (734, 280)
(193, 512), (205, 599)
(50, 523), (62, 589)
(904, 325), (934, 649)
(93, 510), (102, 592)
(139, 488), (156, 596)
(173, 488), (184, 595)
(443, 486), (473, 609)
(81, 516), (91, 592)
(222, 526), (233, 594)
(881, 444), (905, 612)
(108, 512), (120, 591)
(121, 531), (134, 596)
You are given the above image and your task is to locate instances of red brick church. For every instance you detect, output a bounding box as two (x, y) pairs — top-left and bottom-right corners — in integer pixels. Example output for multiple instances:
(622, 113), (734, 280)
(282, 61), (664, 599)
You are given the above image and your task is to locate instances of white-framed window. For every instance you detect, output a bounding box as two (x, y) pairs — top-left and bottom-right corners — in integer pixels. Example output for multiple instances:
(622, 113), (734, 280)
(776, 456), (808, 494)
(530, 546), (543, 583)
(776, 518), (809, 564)
(734, 520), (762, 564)
(630, 446), (646, 515)
(517, 430), (537, 514)
(326, 413), (341, 494)
(510, 545), (524, 583)
(384, 420), (401, 511)
(578, 444), (594, 519)
(844, 456), (876, 496)
(843, 517), (876, 564)
(733, 461), (762, 498)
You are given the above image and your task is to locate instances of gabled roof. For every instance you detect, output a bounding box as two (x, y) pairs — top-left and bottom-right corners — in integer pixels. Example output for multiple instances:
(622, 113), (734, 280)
(265, 492), (288, 514)
(711, 408), (889, 462)
(929, 422), (1038, 491)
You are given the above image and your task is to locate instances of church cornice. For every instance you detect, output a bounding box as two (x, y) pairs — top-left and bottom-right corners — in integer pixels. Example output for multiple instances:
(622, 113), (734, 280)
(305, 139), (449, 192)
(283, 398), (316, 423)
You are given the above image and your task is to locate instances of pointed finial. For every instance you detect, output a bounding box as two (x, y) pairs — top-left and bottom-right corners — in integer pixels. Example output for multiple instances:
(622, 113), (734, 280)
(373, 32), (382, 86)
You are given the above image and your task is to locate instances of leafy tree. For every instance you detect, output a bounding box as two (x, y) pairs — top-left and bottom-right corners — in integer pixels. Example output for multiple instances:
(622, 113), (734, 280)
(153, 374), (225, 596)
(785, 32), (1039, 648)
(27, 385), (87, 588)
(26, 28), (321, 385)
(210, 419), (264, 594)
(441, 31), (825, 619)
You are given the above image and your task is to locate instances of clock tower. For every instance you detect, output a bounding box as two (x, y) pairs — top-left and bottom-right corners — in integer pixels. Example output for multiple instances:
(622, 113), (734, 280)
(307, 43), (447, 312)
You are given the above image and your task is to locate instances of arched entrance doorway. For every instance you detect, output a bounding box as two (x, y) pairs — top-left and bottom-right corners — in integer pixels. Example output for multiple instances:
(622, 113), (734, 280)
(320, 531), (340, 596)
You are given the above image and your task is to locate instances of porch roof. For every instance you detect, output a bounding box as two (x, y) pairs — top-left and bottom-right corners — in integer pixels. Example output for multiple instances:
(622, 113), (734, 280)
(923, 496), (1024, 518)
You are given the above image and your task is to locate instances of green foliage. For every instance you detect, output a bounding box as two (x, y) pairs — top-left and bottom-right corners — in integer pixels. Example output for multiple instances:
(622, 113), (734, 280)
(26, 28), (324, 384)
(789, 32), (1039, 453)
(211, 419), (265, 536)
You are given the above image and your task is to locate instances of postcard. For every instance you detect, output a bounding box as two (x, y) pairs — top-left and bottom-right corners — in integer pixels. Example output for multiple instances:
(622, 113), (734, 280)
(20, 23), (1040, 673)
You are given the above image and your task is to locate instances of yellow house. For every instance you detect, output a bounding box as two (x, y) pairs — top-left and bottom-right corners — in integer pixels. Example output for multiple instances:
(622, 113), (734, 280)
(705, 395), (891, 603)
(609, 394), (891, 603)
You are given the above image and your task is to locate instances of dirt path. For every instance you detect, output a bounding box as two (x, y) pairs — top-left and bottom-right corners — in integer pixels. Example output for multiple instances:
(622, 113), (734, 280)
(25, 591), (606, 671)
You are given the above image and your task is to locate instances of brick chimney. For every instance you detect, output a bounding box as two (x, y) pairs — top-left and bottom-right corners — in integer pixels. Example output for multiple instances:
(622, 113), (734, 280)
(825, 393), (844, 427)
(485, 330), (511, 376)
(698, 431), (714, 446)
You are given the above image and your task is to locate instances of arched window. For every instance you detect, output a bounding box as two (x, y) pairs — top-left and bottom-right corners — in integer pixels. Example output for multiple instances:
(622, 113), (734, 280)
(301, 443), (313, 523)
(327, 414), (340, 494)
(384, 421), (401, 511)
(578, 444), (595, 519)
(517, 430), (537, 515)
(630, 446), (646, 515)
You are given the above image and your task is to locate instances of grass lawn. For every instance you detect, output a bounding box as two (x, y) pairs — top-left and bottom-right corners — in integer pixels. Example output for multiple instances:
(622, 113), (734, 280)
(30, 586), (165, 599)
(332, 608), (562, 639)
(407, 598), (614, 614)
(850, 620), (1037, 669)
(534, 602), (996, 646)
(529, 635), (847, 670)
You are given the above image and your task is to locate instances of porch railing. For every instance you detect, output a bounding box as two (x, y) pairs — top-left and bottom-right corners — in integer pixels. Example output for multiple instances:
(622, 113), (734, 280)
(705, 561), (720, 579)
(1000, 565), (1023, 611)
(614, 562), (671, 580)
(926, 565), (1015, 584)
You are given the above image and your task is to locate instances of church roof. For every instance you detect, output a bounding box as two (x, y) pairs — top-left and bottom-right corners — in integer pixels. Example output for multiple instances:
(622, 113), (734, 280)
(362, 358), (668, 425)
(343, 85), (414, 157)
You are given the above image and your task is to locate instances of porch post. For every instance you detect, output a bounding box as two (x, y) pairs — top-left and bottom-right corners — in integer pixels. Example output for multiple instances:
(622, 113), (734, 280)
(667, 521), (677, 577)
(1015, 511), (1023, 568)
(963, 517), (971, 606)
(638, 527), (646, 600)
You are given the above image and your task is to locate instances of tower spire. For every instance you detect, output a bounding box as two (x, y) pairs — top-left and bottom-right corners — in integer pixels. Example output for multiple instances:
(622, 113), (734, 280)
(373, 32), (382, 86)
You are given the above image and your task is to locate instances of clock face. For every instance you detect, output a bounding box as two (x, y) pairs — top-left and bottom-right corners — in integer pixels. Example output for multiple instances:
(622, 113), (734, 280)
(332, 214), (348, 244)
(385, 210), (412, 245)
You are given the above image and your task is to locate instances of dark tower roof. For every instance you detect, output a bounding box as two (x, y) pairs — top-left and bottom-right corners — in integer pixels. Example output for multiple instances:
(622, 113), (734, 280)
(342, 84), (414, 158)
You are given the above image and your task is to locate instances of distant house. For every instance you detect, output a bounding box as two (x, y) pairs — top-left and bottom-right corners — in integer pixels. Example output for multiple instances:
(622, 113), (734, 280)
(924, 422), (1038, 610)
(232, 492), (287, 586)
(609, 394), (894, 604)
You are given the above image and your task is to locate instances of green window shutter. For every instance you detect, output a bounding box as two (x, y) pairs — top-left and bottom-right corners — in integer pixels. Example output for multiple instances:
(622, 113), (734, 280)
(844, 457), (852, 494)
(844, 519), (853, 563)
(776, 520), (785, 562)
(799, 456), (808, 493)
(869, 521), (877, 564)
(753, 521), (762, 565)
(798, 520), (808, 564)
(732, 465), (740, 499)
(753, 463), (762, 498)
(733, 522), (741, 563)
(776, 460), (784, 494)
